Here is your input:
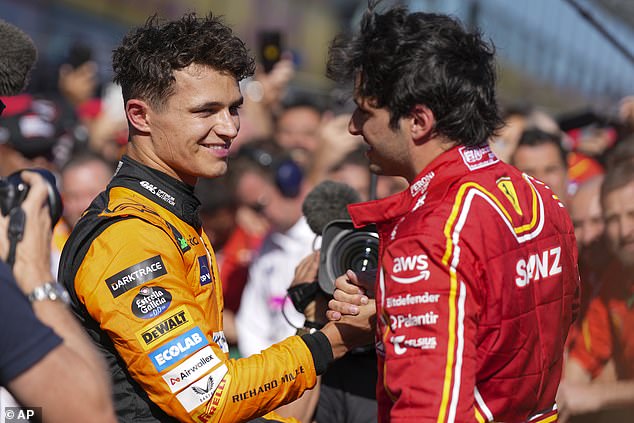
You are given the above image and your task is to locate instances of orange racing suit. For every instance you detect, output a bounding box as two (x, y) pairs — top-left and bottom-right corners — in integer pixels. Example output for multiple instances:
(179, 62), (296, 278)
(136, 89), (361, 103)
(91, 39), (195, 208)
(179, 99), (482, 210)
(59, 156), (332, 422)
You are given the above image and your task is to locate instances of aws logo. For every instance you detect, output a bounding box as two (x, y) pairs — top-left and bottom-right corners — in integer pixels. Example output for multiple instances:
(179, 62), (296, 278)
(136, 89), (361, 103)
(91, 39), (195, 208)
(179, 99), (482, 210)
(391, 254), (431, 284)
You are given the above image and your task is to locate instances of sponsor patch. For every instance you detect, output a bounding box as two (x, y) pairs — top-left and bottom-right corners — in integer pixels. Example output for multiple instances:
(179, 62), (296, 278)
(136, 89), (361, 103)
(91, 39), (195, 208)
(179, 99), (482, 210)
(132, 286), (172, 319)
(105, 255), (167, 298)
(410, 171), (435, 197)
(161, 346), (222, 393)
(135, 305), (193, 350)
(177, 364), (228, 412)
(390, 335), (438, 355)
(212, 331), (229, 354)
(459, 145), (499, 171)
(140, 180), (176, 206)
(150, 327), (208, 372)
(386, 292), (440, 308)
(198, 256), (212, 286)
(496, 177), (523, 215)
(390, 254), (431, 284)
(389, 312), (440, 329)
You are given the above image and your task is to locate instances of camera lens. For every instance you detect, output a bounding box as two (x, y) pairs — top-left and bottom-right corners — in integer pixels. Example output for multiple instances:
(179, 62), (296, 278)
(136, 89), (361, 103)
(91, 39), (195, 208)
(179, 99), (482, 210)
(320, 227), (379, 294)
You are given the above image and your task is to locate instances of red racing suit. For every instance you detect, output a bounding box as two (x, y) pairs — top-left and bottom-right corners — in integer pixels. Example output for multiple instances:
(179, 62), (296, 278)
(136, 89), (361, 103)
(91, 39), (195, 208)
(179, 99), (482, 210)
(348, 145), (579, 423)
(59, 156), (332, 423)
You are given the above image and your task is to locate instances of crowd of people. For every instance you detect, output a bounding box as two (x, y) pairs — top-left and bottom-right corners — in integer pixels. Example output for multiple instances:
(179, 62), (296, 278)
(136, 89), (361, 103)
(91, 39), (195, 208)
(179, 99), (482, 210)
(1, 1), (633, 422)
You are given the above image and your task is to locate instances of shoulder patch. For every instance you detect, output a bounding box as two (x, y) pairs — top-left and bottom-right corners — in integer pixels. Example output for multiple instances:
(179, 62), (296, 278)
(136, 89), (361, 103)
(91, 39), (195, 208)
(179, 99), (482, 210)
(135, 305), (194, 350)
(131, 286), (172, 319)
(459, 145), (499, 171)
(496, 177), (523, 216)
(105, 255), (167, 298)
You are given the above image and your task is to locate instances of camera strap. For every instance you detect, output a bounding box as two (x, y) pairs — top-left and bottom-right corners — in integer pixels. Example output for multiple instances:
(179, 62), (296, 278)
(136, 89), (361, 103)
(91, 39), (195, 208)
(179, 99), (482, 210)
(7, 207), (26, 269)
(287, 282), (320, 314)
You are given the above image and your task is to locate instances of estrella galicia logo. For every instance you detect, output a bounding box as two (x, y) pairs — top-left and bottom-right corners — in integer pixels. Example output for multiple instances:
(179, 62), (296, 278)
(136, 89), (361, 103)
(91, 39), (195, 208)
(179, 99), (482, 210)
(149, 327), (208, 372)
(198, 256), (212, 286)
(131, 286), (172, 319)
(105, 255), (167, 298)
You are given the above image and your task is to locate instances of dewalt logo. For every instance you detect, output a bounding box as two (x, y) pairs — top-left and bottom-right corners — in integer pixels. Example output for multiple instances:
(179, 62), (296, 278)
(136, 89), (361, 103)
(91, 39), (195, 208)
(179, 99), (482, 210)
(135, 305), (193, 351)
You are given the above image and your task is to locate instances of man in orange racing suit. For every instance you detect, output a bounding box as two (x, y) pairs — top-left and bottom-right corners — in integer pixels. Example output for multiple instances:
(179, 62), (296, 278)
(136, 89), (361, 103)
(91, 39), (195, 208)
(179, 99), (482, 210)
(325, 4), (580, 422)
(58, 13), (374, 423)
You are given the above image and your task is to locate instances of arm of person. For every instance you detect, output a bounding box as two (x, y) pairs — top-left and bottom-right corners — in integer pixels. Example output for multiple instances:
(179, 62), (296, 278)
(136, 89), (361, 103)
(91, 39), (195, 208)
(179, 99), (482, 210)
(0, 171), (115, 422)
(74, 220), (375, 423)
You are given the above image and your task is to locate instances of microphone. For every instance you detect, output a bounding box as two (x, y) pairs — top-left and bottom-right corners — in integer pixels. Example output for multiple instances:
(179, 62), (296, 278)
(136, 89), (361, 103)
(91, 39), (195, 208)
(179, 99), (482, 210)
(0, 19), (38, 96)
(302, 180), (361, 236)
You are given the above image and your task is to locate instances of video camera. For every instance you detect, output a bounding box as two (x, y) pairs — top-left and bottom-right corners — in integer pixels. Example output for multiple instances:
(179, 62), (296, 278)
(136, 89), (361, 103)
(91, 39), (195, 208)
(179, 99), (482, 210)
(0, 168), (63, 226)
(318, 220), (378, 295)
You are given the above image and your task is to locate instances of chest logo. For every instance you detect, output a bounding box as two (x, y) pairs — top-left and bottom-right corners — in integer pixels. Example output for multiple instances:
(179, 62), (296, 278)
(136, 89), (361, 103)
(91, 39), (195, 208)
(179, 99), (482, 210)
(105, 255), (167, 298)
(391, 254), (431, 284)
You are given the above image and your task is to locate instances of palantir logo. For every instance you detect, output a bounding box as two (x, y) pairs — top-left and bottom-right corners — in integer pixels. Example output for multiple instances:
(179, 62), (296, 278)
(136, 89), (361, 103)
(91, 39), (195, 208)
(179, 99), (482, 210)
(391, 254), (431, 284)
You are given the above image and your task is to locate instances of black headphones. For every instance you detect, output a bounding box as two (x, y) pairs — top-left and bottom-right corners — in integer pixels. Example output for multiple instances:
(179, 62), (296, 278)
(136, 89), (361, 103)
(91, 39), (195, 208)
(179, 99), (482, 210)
(240, 147), (304, 198)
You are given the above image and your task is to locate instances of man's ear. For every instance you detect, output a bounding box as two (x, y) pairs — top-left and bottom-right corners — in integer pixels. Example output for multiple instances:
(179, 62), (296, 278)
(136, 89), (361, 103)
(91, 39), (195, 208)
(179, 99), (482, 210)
(126, 99), (151, 133)
(410, 104), (435, 143)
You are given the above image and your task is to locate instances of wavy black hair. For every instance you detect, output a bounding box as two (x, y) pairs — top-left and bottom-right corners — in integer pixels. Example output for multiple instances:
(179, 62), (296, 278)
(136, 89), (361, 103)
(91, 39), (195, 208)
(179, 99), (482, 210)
(327, 1), (503, 147)
(113, 13), (255, 110)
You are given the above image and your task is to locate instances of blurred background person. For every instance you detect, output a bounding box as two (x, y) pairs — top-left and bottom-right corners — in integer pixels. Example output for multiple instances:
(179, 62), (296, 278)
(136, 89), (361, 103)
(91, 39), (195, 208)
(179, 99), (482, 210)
(511, 128), (571, 203)
(233, 139), (315, 357)
(51, 152), (114, 275)
(559, 164), (634, 422)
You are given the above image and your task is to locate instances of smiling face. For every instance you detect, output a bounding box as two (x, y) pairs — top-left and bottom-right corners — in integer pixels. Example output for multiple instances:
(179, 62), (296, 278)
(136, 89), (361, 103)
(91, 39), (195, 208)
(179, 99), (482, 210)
(348, 95), (413, 181)
(128, 64), (243, 186)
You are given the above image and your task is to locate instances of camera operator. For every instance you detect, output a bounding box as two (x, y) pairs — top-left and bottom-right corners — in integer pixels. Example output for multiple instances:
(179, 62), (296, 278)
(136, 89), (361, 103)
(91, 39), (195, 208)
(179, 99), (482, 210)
(0, 18), (116, 422)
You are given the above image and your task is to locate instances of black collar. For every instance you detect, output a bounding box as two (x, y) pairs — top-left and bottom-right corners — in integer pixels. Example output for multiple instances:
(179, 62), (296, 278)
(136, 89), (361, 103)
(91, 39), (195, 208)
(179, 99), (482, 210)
(110, 156), (202, 229)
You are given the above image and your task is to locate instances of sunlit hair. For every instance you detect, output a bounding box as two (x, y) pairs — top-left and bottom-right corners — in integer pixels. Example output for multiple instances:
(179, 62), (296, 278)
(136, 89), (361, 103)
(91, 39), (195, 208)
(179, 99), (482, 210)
(113, 13), (255, 110)
(327, 1), (503, 147)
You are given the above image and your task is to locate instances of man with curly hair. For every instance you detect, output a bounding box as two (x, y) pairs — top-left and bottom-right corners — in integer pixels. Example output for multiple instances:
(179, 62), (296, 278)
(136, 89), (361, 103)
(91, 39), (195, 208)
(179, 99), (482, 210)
(59, 13), (374, 423)
(326, 2), (580, 421)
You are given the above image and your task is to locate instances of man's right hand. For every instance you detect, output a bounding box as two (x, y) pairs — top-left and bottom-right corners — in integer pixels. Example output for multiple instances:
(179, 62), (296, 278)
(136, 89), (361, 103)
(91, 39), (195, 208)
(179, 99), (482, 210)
(326, 270), (371, 321)
(320, 270), (376, 359)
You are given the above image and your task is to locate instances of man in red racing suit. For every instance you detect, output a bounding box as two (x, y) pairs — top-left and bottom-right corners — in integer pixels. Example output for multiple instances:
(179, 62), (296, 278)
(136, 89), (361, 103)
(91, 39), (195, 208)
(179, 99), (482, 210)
(348, 145), (579, 422)
(325, 4), (580, 422)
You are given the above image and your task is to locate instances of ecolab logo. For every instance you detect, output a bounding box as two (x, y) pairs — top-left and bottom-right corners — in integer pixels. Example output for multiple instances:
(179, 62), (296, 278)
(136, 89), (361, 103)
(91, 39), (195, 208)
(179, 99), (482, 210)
(515, 246), (562, 288)
(149, 327), (208, 372)
(161, 346), (221, 393)
(391, 254), (430, 284)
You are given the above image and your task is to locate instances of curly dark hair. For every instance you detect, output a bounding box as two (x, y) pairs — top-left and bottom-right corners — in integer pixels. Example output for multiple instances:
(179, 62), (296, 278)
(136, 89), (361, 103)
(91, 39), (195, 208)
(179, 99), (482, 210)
(113, 13), (255, 109)
(327, 2), (503, 147)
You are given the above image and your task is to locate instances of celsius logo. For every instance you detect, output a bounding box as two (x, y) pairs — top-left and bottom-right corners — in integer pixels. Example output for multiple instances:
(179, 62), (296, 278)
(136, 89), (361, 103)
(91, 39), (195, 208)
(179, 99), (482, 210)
(390, 335), (438, 355)
(198, 256), (212, 286)
(149, 327), (208, 372)
(391, 254), (430, 284)
(131, 286), (172, 319)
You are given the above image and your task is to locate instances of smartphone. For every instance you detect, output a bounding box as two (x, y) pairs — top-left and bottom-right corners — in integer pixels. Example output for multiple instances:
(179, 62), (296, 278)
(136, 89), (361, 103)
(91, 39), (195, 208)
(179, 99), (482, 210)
(258, 30), (283, 73)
